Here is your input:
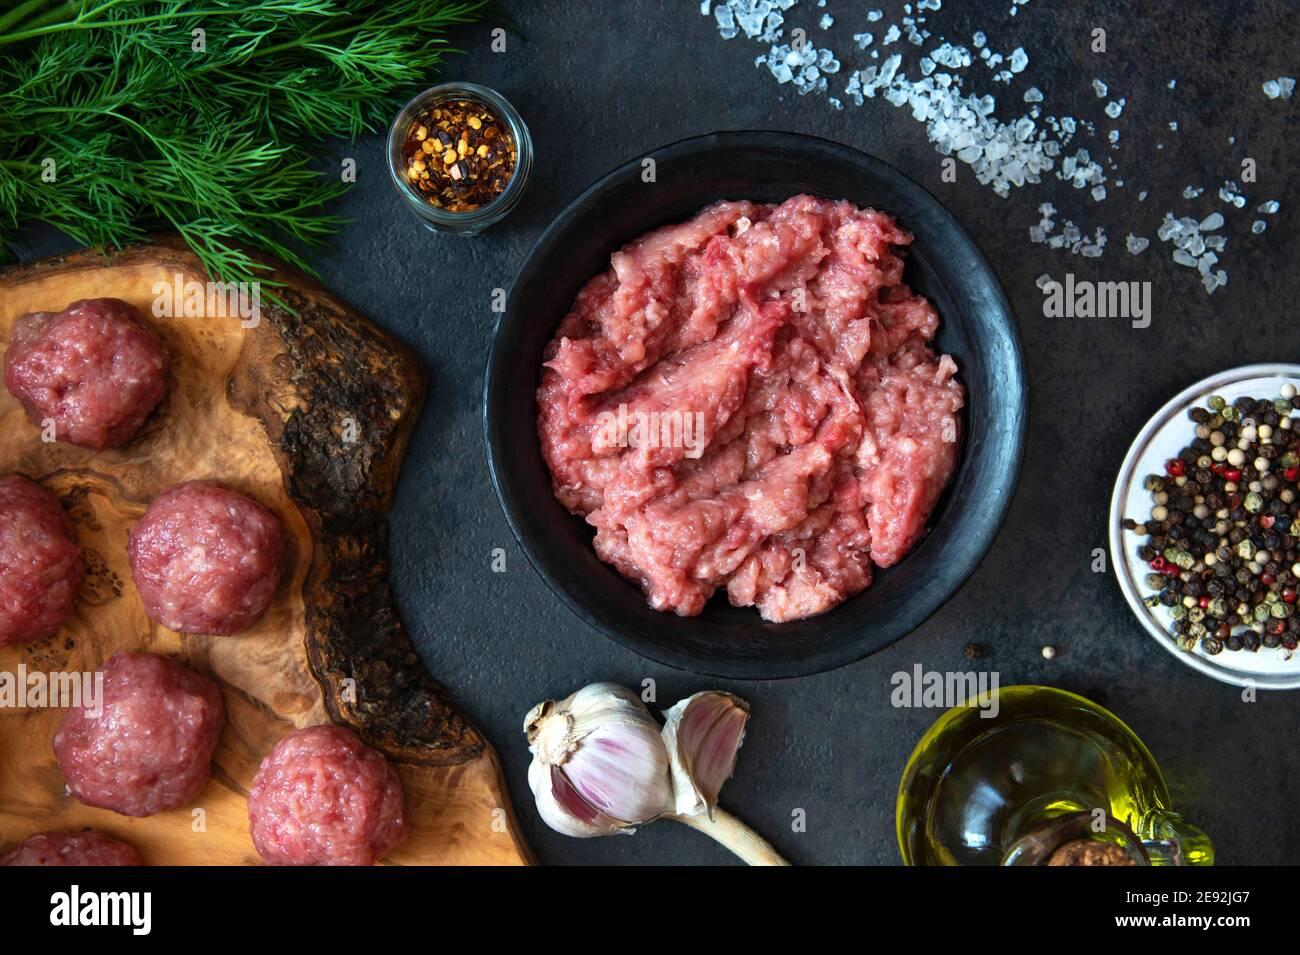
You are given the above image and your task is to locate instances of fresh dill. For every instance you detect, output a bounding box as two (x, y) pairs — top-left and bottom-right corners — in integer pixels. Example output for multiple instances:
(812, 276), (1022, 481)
(0, 0), (493, 285)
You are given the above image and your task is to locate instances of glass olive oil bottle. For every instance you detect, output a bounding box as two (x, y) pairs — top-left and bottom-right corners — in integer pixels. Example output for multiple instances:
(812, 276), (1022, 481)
(896, 686), (1213, 866)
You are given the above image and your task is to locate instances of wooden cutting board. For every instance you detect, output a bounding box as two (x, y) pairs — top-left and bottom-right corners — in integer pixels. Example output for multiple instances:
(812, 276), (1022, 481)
(0, 238), (532, 865)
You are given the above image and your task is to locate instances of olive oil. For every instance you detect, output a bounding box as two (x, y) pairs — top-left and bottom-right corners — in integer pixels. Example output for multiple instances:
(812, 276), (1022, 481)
(896, 686), (1213, 866)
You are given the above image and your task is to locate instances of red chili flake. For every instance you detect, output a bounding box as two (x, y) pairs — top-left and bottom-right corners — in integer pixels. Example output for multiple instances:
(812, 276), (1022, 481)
(1224, 468), (1243, 482)
(1164, 458), (1185, 477)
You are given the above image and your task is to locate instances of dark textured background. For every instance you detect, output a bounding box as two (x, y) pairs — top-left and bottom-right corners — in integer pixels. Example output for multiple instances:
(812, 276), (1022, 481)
(18, 0), (1300, 864)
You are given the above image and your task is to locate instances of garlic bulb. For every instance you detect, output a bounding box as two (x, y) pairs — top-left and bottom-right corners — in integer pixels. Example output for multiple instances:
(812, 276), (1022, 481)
(524, 682), (675, 837)
(662, 691), (750, 818)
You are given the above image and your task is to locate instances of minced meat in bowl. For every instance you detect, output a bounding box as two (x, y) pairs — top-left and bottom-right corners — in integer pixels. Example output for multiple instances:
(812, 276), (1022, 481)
(537, 195), (963, 623)
(485, 131), (1024, 678)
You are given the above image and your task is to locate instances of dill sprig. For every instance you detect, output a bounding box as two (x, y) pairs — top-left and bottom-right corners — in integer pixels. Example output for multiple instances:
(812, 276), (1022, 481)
(0, 0), (494, 285)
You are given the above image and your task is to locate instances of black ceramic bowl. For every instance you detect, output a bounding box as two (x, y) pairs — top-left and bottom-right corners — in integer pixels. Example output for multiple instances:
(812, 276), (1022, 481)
(485, 131), (1025, 679)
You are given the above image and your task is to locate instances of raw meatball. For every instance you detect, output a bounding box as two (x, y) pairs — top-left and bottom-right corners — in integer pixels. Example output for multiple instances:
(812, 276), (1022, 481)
(4, 298), (170, 450)
(128, 481), (283, 636)
(248, 725), (409, 866)
(0, 474), (82, 647)
(54, 652), (225, 817)
(1, 830), (141, 866)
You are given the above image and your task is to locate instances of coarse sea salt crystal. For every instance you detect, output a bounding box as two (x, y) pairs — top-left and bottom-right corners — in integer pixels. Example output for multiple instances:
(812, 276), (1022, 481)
(715, 3), (738, 38)
(1199, 212), (1224, 231)
(1252, 220), (1267, 234)
(1104, 99), (1124, 118)
(1263, 77), (1296, 99)
(1092, 79), (1108, 97)
(1126, 234), (1149, 254)
(1258, 200), (1280, 213)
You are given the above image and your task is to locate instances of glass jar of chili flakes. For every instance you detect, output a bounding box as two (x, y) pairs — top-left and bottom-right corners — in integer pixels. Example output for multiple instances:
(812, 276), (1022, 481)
(387, 82), (532, 234)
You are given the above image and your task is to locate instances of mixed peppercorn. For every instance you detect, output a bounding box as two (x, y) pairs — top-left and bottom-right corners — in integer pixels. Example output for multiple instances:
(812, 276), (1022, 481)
(400, 98), (517, 212)
(1125, 386), (1300, 656)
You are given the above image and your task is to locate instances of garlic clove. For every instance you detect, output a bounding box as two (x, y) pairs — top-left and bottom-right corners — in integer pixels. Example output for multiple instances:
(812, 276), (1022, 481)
(662, 691), (750, 819)
(528, 758), (634, 837)
(524, 682), (675, 838)
(560, 718), (675, 827)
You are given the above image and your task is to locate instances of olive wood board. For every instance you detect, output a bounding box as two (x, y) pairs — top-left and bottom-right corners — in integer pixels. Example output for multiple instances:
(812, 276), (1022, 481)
(0, 238), (532, 865)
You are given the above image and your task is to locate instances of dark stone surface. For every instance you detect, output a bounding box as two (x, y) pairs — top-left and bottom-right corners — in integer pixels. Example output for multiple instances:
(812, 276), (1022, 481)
(15, 0), (1299, 865)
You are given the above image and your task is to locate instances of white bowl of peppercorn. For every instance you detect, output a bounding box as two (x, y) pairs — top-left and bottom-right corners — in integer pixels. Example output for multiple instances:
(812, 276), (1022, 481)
(1110, 364), (1300, 690)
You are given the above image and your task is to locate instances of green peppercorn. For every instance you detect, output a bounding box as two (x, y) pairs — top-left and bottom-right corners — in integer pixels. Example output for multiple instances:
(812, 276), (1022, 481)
(1208, 395), (1226, 411)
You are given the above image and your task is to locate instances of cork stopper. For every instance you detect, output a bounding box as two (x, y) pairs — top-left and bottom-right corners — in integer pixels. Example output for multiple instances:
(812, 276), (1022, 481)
(1046, 839), (1138, 866)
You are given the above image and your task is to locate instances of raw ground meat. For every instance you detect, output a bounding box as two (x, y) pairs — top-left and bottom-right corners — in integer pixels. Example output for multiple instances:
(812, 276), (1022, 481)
(128, 480), (283, 636)
(4, 298), (170, 450)
(247, 724), (409, 866)
(0, 474), (82, 647)
(537, 195), (963, 622)
(1, 830), (141, 866)
(53, 652), (224, 817)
